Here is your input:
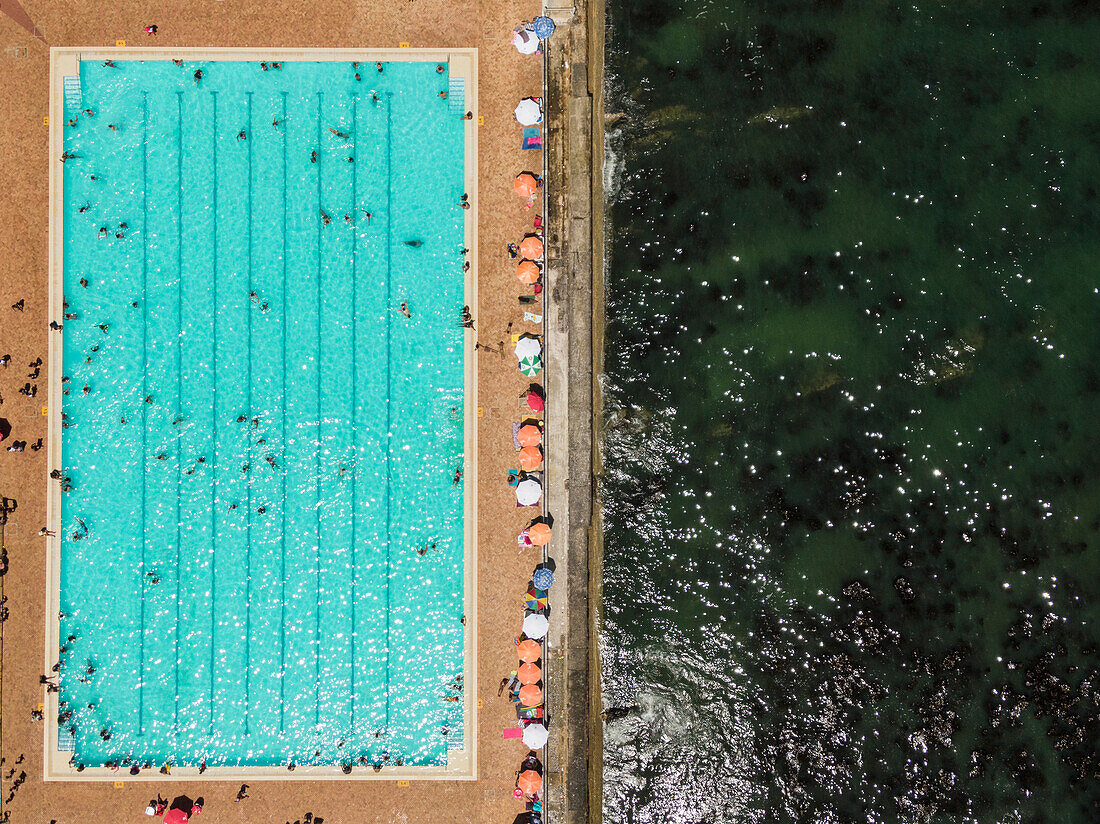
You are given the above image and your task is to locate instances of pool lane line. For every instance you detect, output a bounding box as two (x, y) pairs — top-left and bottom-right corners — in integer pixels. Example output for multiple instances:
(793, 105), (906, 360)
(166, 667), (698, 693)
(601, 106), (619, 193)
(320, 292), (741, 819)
(209, 91), (219, 737)
(279, 90), (288, 734)
(314, 91), (323, 728)
(384, 92), (393, 737)
(138, 91), (149, 737)
(350, 93), (359, 729)
(244, 90), (253, 737)
(174, 90), (184, 733)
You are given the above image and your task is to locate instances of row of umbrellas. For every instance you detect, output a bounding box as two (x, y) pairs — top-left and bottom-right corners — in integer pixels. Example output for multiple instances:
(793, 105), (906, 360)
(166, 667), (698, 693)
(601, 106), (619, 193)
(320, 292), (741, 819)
(513, 563), (555, 755)
(503, 37), (553, 809)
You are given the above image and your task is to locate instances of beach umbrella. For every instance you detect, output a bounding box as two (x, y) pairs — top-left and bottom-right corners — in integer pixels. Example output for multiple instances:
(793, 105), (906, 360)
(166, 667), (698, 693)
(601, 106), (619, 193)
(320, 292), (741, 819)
(514, 97), (542, 126)
(518, 355), (542, 376)
(516, 478), (542, 506)
(516, 259), (541, 284)
(525, 388), (545, 412)
(517, 768), (543, 794)
(520, 235), (544, 259)
(515, 335), (542, 360)
(517, 662), (542, 684)
(528, 521), (552, 544)
(523, 612), (549, 639)
(522, 723), (550, 749)
(519, 446), (544, 471)
(532, 567), (554, 589)
(512, 27), (539, 55)
(515, 172), (540, 197)
(518, 424), (542, 447)
(524, 585), (548, 611)
(533, 16), (556, 39)
(517, 638), (542, 662)
(519, 684), (544, 706)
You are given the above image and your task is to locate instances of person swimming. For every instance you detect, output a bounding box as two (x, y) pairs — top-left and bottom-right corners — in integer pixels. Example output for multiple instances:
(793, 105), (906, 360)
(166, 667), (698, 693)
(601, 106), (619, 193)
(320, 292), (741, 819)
(403, 239), (423, 248)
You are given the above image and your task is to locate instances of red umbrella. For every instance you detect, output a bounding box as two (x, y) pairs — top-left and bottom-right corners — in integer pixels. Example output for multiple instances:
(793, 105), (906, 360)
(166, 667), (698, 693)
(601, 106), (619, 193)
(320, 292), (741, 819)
(519, 683), (543, 706)
(517, 639), (542, 662)
(525, 390), (545, 412)
(517, 769), (543, 795)
(515, 173), (539, 197)
(519, 446), (544, 471)
(516, 260), (541, 284)
(519, 235), (544, 259)
(517, 662), (542, 684)
(517, 424), (542, 447)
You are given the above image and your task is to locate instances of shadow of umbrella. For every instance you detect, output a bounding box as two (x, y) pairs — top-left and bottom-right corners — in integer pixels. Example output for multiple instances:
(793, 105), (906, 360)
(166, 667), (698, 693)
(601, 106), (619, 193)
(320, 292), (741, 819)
(163, 796), (203, 823)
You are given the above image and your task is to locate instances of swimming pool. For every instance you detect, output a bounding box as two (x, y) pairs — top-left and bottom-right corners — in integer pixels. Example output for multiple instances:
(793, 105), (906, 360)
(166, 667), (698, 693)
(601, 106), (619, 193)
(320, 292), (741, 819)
(48, 52), (474, 774)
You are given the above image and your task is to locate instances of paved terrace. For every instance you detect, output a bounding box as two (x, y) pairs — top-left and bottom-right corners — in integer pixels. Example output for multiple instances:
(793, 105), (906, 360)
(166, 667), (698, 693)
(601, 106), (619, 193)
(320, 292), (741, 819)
(0, 0), (597, 822)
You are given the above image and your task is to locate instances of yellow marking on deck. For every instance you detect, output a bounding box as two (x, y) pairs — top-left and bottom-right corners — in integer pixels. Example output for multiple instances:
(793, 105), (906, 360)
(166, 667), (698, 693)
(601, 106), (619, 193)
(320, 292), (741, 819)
(116, 40), (126, 47)
(477, 699), (483, 708)
(114, 781), (125, 788)
(42, 406), (48, 416)
(397, 779), (410, 787)
(478, 116), (484, 125)
(477, 407), (484, 417)
(399, 42), (410, 49)
(44, 116), (49, 125)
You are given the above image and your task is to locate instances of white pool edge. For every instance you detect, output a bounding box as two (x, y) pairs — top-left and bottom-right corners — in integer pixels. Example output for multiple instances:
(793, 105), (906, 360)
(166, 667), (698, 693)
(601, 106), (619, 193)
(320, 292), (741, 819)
(45, 46), (479, 783)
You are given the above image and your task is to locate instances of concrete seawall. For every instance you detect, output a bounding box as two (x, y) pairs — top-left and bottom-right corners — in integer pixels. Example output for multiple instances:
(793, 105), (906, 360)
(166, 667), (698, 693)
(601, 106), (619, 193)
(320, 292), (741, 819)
(543, 0), (604, 822)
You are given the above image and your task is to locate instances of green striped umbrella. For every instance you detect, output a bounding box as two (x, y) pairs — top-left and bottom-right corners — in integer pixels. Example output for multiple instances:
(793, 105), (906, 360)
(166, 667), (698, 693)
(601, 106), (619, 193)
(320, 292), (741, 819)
(518, 355), (542, 376)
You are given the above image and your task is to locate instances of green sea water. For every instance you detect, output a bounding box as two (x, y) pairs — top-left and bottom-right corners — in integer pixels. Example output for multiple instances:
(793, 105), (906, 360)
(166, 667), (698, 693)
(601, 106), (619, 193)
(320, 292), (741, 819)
(600, 2), (1100, 821)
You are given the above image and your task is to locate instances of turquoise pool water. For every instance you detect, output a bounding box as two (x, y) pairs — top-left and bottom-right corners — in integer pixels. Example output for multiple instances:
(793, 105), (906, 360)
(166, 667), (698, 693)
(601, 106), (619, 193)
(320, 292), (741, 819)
(57, 59), (468, 769)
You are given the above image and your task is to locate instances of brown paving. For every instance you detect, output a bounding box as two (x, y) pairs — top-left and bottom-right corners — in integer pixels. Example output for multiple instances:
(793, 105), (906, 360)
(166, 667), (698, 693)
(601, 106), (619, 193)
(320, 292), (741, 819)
(0, 0), (548, 821)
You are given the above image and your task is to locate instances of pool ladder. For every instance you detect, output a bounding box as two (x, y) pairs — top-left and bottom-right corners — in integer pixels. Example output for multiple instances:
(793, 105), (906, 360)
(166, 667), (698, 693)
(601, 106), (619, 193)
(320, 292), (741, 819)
(447, 76), (465, 116)
(63, 75), (82, 112)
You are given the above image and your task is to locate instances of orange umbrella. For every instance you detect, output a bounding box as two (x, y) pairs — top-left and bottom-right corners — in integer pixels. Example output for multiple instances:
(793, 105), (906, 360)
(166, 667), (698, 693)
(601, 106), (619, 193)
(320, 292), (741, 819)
(517, 769), (543, 795)
(514, 173), (539, 197)
(517, 639), (541, 662)
(528, 521), (552, 545)
(519, 684), (543, 706)
(519, 446), (543, 471)
(516, 260), (541, 284)
(519, 235), (544, 259)
(517, 662), (542, 684)
(518, 424), (542, 447)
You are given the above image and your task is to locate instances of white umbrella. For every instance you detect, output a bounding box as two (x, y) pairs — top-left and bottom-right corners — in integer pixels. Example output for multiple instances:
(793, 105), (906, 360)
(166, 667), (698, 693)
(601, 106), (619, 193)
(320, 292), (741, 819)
(514, 98), (542, 126)
(512, 27), (539, 55)
(514, 335), (542, 360)
(516, 478), (542, 506)
(523, 612), (549, 639)
(522, 723), (550, 749)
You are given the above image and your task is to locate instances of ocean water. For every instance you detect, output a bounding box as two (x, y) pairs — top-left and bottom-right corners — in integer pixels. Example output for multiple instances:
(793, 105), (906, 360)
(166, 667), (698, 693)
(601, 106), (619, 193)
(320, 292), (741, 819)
(601, 2), (1100, 822)
(58, 59), (467, 767)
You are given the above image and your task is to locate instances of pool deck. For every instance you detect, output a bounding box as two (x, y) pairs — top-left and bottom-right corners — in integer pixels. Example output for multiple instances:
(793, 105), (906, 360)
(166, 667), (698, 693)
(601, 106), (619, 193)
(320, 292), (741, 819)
(0, 0), (597, 821)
